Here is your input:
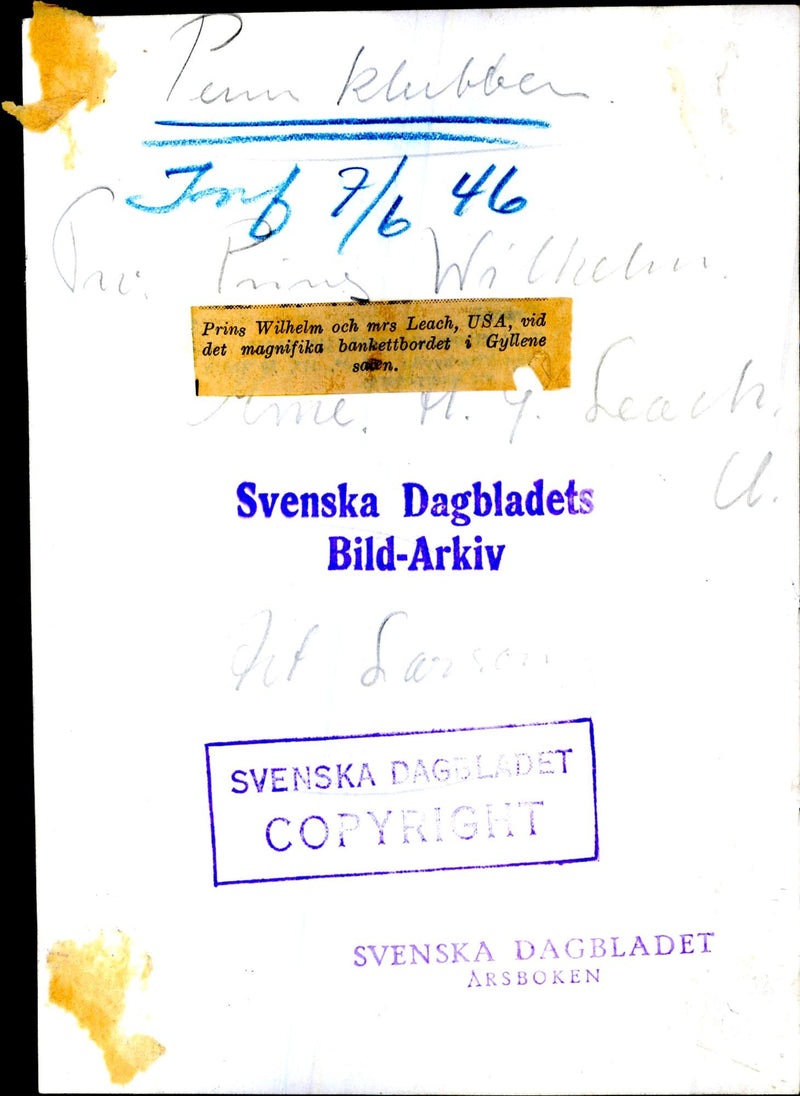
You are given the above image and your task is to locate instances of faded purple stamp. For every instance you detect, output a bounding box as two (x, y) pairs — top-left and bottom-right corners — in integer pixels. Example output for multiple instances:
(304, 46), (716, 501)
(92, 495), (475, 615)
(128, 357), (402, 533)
(205, 717), (597, 885)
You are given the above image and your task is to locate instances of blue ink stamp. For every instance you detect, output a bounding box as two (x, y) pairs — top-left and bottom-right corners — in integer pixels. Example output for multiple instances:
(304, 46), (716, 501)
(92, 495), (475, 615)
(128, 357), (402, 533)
(205, 718), (597, 885)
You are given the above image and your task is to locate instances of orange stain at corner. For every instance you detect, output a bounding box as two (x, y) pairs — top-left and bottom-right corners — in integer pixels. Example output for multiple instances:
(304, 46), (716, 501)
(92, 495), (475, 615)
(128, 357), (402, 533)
(2, 2), (116, 134)
(47, 932), (165, 1085)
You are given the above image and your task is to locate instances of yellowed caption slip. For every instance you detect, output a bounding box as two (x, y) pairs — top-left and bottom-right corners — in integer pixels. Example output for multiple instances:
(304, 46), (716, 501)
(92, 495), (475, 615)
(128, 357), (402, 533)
(192, 298), (571, 396)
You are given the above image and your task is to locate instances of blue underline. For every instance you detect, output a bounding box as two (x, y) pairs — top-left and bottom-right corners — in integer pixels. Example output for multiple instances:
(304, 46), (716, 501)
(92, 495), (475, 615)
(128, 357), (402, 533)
(144, 131), (518, 148)
(154, 114), (550, 130)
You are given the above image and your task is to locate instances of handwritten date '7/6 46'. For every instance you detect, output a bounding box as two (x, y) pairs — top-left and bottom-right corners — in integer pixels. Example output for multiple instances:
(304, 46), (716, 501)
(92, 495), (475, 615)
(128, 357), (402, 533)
(125, 157), (527, 253)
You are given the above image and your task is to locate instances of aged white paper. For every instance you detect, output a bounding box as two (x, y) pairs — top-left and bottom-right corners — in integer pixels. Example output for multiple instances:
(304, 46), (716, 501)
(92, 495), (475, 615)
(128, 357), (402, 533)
(26, 7), (798, 1093)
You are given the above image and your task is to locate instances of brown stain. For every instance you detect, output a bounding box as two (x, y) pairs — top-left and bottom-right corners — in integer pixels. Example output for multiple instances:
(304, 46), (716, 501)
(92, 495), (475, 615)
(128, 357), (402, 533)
(47, 932), (165, 1085)
(667, 64), (697, 150)
(528, 349), (552, 387)
(2, 2), (116, 151)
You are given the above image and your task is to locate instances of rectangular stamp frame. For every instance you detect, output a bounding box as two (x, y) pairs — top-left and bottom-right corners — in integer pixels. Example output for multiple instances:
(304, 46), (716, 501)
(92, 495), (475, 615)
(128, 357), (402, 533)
(205, 717), (598, 886)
